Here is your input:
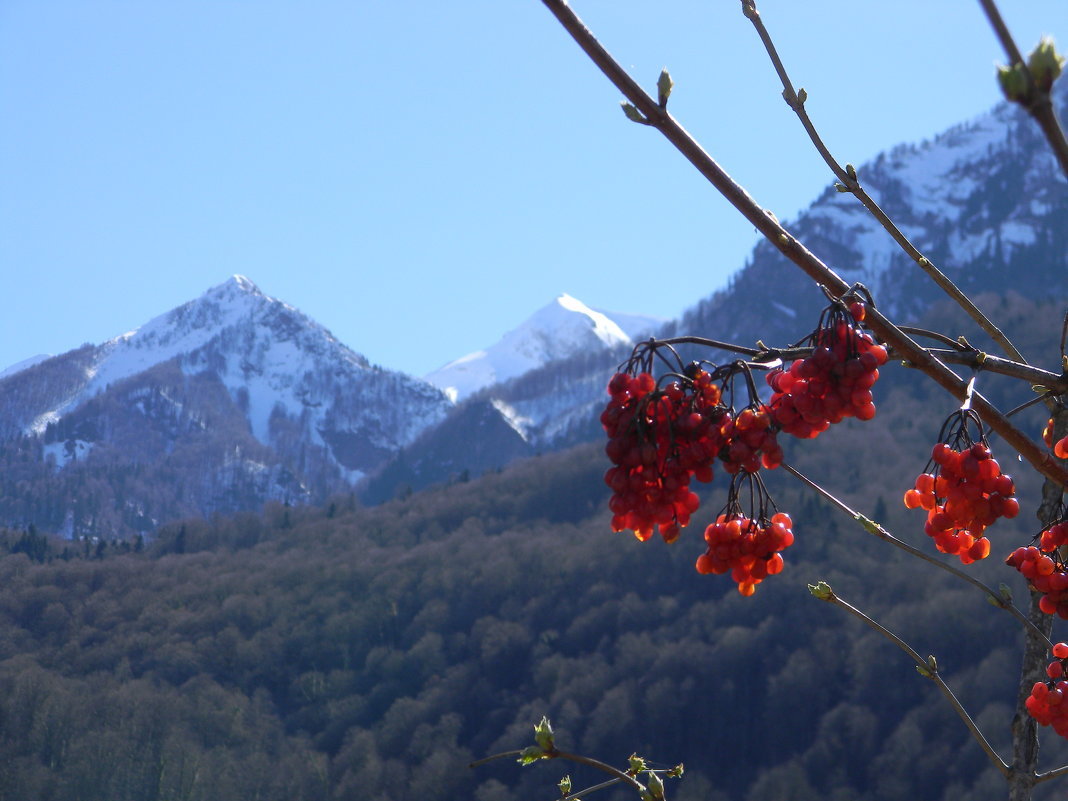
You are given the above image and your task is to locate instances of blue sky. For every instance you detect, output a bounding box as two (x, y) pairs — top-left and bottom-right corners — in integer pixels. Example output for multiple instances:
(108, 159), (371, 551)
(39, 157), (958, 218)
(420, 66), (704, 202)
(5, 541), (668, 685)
(1, 1), (1064, 378)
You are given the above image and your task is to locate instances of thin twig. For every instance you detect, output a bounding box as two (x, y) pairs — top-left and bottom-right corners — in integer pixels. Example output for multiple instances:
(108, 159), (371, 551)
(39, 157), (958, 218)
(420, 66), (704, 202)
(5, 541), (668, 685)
(469, 750), (523, 769)
(898, 326), (971, 351)
(780, 462), (1052, 645)
(537, 0), (1068, 490)
(559, 768), (678, 801)
(977, 0), (1025, 65)
(923, 350), (1068, 395)
(740, 0), (1029, 366)
(815, 585), (1010, 776)
(1036, 762), (1068, 784)
(639, 335), (813, 363)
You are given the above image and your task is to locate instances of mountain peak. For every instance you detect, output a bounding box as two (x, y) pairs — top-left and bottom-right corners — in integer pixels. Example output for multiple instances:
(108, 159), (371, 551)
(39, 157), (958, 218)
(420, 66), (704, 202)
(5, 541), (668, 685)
(230, 274), (260, 293)
(199, 274), (266, 306)
(424, 294), (662, 402)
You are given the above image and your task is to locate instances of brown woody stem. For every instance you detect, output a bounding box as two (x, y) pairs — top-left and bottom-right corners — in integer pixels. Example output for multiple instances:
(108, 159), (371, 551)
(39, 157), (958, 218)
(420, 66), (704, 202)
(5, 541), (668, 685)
(741, 0), (1029, 366)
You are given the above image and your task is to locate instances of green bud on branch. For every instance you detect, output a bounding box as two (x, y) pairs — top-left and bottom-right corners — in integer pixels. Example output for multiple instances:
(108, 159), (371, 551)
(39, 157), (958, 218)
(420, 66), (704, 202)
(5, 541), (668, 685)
(854, 513), (881, 535)
(987, 582), (1014, 608)
(1028, 37), (1065, 92)
(628, 754), (647, 775)
(558, 775), (572, 797)
(997, 62), (1030, 104)
(621, 102), (648, 124)
(534, 716), (556, 752)
(809, 580), (834, 601)
(657, 68), (674, 107)
(518, 745), (548, 765)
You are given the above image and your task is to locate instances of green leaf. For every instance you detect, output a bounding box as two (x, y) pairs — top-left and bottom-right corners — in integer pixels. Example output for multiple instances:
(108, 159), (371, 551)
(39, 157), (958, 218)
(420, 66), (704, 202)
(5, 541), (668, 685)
(628, 754), (647, 775)
(558, 775), (572, 796)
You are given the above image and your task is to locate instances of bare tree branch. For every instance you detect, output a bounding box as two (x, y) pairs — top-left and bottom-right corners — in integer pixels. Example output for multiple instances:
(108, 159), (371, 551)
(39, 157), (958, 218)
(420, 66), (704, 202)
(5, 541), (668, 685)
(538, 0), (1068, 490)
(812, 583), (1010, 777)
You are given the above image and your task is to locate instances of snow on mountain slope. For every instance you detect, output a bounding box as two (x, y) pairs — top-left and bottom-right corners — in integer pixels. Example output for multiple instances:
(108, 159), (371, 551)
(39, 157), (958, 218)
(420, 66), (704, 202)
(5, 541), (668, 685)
(3, 275), (452, 477)
(424, 293), (663, 401)
(801, 77), (1067, 302)
(0, 354), (51, 381)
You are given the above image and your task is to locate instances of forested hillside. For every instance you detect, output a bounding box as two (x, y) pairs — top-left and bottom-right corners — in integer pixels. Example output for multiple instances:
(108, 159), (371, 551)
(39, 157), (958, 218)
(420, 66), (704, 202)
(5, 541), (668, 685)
(2, 296), (1068, 801)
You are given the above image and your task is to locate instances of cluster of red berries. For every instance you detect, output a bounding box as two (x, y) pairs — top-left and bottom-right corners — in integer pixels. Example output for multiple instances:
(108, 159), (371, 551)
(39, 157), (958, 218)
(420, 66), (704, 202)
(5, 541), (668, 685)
(1006, 543), (1068, 618)
(718, 404), (783, 474)
(1043, 416), (1068, 459)
(1026, 643), (1068, 735)
(766, 303), (887, 439)
(695, 511), (794, 596)
(602, 369), (721, 543)
(904, 438), (1019, 564)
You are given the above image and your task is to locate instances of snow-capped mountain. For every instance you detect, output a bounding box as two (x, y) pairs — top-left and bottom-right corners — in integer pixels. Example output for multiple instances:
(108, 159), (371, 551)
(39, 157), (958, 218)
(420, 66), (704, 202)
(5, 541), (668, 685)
(2, 276), (451, 462)
(424, 293), (662, 402)
(0, 276), (452, 536)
